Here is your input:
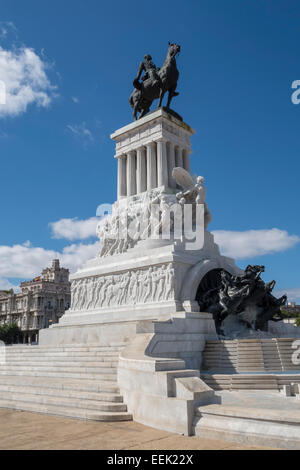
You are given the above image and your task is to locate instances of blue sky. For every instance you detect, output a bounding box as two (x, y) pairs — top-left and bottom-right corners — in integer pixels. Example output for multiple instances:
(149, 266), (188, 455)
(0, 0), (299, 300)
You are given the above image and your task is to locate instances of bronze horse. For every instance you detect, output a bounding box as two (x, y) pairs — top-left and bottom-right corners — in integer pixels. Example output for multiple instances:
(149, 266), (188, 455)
(129, 43), (181, 120)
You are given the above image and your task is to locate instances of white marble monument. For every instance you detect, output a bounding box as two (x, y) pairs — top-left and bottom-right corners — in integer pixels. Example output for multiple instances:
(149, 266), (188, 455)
(40, 108), (240, 345)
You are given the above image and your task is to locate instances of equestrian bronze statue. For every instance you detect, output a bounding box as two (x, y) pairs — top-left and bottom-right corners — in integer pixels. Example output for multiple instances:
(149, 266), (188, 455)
(129, 43), (181, 120)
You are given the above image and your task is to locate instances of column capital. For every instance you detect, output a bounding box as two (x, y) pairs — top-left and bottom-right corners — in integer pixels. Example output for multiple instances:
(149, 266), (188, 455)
(155, 137), (168, 143)
(146, 141), (156, 148)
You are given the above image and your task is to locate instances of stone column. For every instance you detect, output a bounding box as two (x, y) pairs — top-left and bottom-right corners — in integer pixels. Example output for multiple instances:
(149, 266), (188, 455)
(127, 151), (136, 196)
(146, 142), (157, 190)
(167, 142), (176, 188)
(175, 146), (183, 168)
(136, 147), (147, 193)
(157, 139), (168, 187)
(117, 155), (127, 199)
(182, 149), (191, 174)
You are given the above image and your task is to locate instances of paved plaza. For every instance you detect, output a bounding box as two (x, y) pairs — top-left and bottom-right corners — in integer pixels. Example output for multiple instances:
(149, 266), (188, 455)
(0, 409), (273, 450)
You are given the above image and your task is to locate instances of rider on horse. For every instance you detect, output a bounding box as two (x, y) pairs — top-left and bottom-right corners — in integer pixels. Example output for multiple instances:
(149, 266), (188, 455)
(134, 54), (161, 88)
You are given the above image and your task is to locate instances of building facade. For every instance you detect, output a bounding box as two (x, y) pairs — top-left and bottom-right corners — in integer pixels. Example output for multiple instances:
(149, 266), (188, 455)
(0, 260), (70, 344)
(281, 302), (300, 316)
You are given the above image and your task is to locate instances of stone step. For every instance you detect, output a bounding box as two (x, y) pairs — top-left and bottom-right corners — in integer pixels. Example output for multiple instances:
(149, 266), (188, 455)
(234, 378), (278, 384)
(201, 372), (300, 391)
(6, 345), (120, 351)
(4, 350), (124, 356)
(0, 384), (124, 402)
(3, 350), (123, 357)
(4, 354), (120, 362)
(0, 375), (120, 393)
(0, 370), (117, 380)
(230, 384), (279, 390)
(0, 390), (128, 412)
(203, 361), (237, 365)
(0, 365), (117, 374)
(5, 343), (126, 350)
(0, 398), (132, 422)
(5, 349), (122, 356)
(0, 360), (118, 371)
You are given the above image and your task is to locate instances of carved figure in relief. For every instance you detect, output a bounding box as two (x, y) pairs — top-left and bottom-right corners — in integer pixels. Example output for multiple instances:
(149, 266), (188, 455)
(157, 265), (166, 301)
(143, 267), (153, 303)
(166, 264), (175, 300)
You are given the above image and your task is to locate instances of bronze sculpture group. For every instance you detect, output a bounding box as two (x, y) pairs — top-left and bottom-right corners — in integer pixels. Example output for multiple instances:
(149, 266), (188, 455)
(197, 265), (287, 336)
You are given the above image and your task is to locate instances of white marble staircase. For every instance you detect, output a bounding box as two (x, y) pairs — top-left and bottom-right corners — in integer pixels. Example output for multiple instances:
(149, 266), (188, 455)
(0, 343), (132, 421)
(201, 338), (300, 391)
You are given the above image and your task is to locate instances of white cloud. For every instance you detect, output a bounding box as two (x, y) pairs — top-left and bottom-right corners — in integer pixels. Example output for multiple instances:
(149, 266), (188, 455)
(212, 228), (299, 259)
(72, 96), (79, 103)
(0, 44), (56, 118)
(0, 242), (57, 278)
(67, 122), (94, 146)
(59, 242), (101, 272)
(50, 217), (98, 241)
(0, 240), (101, 288)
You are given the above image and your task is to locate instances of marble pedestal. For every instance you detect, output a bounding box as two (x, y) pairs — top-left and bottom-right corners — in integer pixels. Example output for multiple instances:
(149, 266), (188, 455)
(39, 231), (241, 345)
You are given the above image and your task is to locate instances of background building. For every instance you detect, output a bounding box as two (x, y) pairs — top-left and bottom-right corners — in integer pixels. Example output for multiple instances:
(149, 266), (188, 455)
(0, 260), (70, 344)
(281, 302), (300, 316)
